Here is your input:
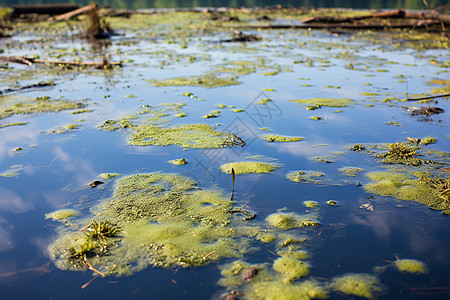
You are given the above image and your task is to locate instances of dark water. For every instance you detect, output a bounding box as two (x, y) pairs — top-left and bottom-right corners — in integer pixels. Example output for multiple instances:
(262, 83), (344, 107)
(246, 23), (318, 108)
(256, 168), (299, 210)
(1, 8), (450, 300)
(3, 0), (449, 9)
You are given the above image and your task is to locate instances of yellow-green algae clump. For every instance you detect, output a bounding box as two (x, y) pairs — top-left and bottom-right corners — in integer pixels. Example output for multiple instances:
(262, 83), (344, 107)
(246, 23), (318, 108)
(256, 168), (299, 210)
(49, 173), (252, 276)
(375, 142), (423, 166)
(99, 173), (121, 180)
(394, 259), (427, 274)
(0, 95), (84, 120)
(220, 162), (279, 174)
(364, 171), (450, 214)
(330, 273), (384, 299)
(246, 280), (327, 300)
(129, 124), (233, 149)
(45, 209), (79, 220)
(266, 212), (320, 230)
(290, 98), (354, 107)
(273, 256), (310, 282)
(260, 135), (304, 142)
(286, 170), (326, 184)
(339, 167), (365, 176)
(169, 158), (188, 165)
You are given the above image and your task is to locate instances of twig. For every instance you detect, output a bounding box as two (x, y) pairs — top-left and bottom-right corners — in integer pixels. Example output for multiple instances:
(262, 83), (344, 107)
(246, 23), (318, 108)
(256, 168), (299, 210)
(203, 250), (216, 261)
(81, 276), (98, 289)
(0, 56), (122, 68)
(405, 93), (450, 101)
(83, 256), (105, 278)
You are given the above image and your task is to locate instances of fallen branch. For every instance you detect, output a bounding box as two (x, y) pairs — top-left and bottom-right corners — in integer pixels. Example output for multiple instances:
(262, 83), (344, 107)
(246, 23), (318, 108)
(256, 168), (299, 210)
(405, 93), (450, 101)
(49, 3), (97, 22)
(2, 81), (54, 94)
(0, 56), (122, 68)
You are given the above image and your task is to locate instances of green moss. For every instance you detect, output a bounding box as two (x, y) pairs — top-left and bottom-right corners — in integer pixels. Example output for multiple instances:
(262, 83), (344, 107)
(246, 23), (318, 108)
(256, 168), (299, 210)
(339, 167), (365, 176)
(220, 162), (279, 174)
(49, 173), (253, 275)
(330, 273), (384, 299)
(266, 212), (319, 230)
(304, 201), (319, 208)
(290, 98), (354, 107)
(286, 170), (325, 184)
(99, 173), (121, 180)
(169, 158), (188, 165)
(129, 124), (232, 149)
(394, 259), (427, 274)
(0, 95), (84, 120)
(260, 135), (304, 143)
(273, 257), (310, 282)
(246, 280), (327, 300)
(45, 209), (79, 220)
(150, 74), (241, 88)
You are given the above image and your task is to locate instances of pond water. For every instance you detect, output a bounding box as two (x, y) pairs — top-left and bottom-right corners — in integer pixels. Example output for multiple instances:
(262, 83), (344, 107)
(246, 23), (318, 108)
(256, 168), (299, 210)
(0, 8), (449, 300)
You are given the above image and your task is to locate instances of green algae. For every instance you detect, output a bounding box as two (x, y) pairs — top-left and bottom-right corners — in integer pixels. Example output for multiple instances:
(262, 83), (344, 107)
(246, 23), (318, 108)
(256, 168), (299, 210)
(149, 74), (241, 88)
(327, 200), (339, 206)
(303, 201), (319, 208)
(394, 259), (427, 274)
(129, 124), (232, 149)
(290, 98), (354, 108)
(364, 171), (450, 214)
(220, 162), (279, 175)
(256, 233), (276, 243)
(309, 116), (322, 120)
(0, 95), (85, 120)
(260, 135), (304, 143)
(286, 170), (326, 184)
(256, 98), (272, 105)
(70, 109), (93, 115)
(45, 209), (79, 220)
(375, 142), (423, 166)
(46, 124), (79, 135)
(420, 137), (437, 146)
(339, 167), (365, 176)
(330, 273), (384, 299)
(277, 249), (309, 260)
(168, 158), (188, 165)
(49, 173), (256, 275)
(0, 122), (28, 128)
(246, 279), (327, 300)
(266, 212), (319, 230)
(99, 173), (121, 180)
(273, 257), (310, 282)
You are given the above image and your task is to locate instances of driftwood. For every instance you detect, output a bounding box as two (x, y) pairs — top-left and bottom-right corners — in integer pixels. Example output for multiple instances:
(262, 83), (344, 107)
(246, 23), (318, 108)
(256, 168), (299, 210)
(300, 9), (450, 25)
(2, 81), (54, 94)
(0, 56), (122, 68)
(49, 3), (97, 22)
(12, 4), (79, 16)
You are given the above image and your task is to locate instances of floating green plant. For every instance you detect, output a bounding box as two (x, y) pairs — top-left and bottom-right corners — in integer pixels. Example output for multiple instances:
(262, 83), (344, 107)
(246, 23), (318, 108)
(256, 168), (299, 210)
(339, 167), (365, 176)
(149, 74), (241, 88)
(260, 135), (304, 142)
(330, 273), (384, 299)
(286, 170), (326, 184)
(394, 259), (427, 274)
(375, 142), (423, 166)
(273, 256), (310, 282)
(169, 158), (188, 165)
(45, 209), (79, 220)
(290, 98), (354, 107)
(266, 212), (320, 230)
(99, 173), (121, 180)
(220, 162), (279, 174)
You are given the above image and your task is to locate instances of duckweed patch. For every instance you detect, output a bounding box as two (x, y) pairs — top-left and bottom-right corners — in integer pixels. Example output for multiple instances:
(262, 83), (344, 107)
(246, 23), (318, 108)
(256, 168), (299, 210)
(45, 209), (79, 220)
(220, 162), (279, 175)
(260, 135), (304, 143)
(330, 273), (384, 299)
(394, 259), (427, 274)
(49, 173), (254, 275)
(290, 98), (354, 107)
